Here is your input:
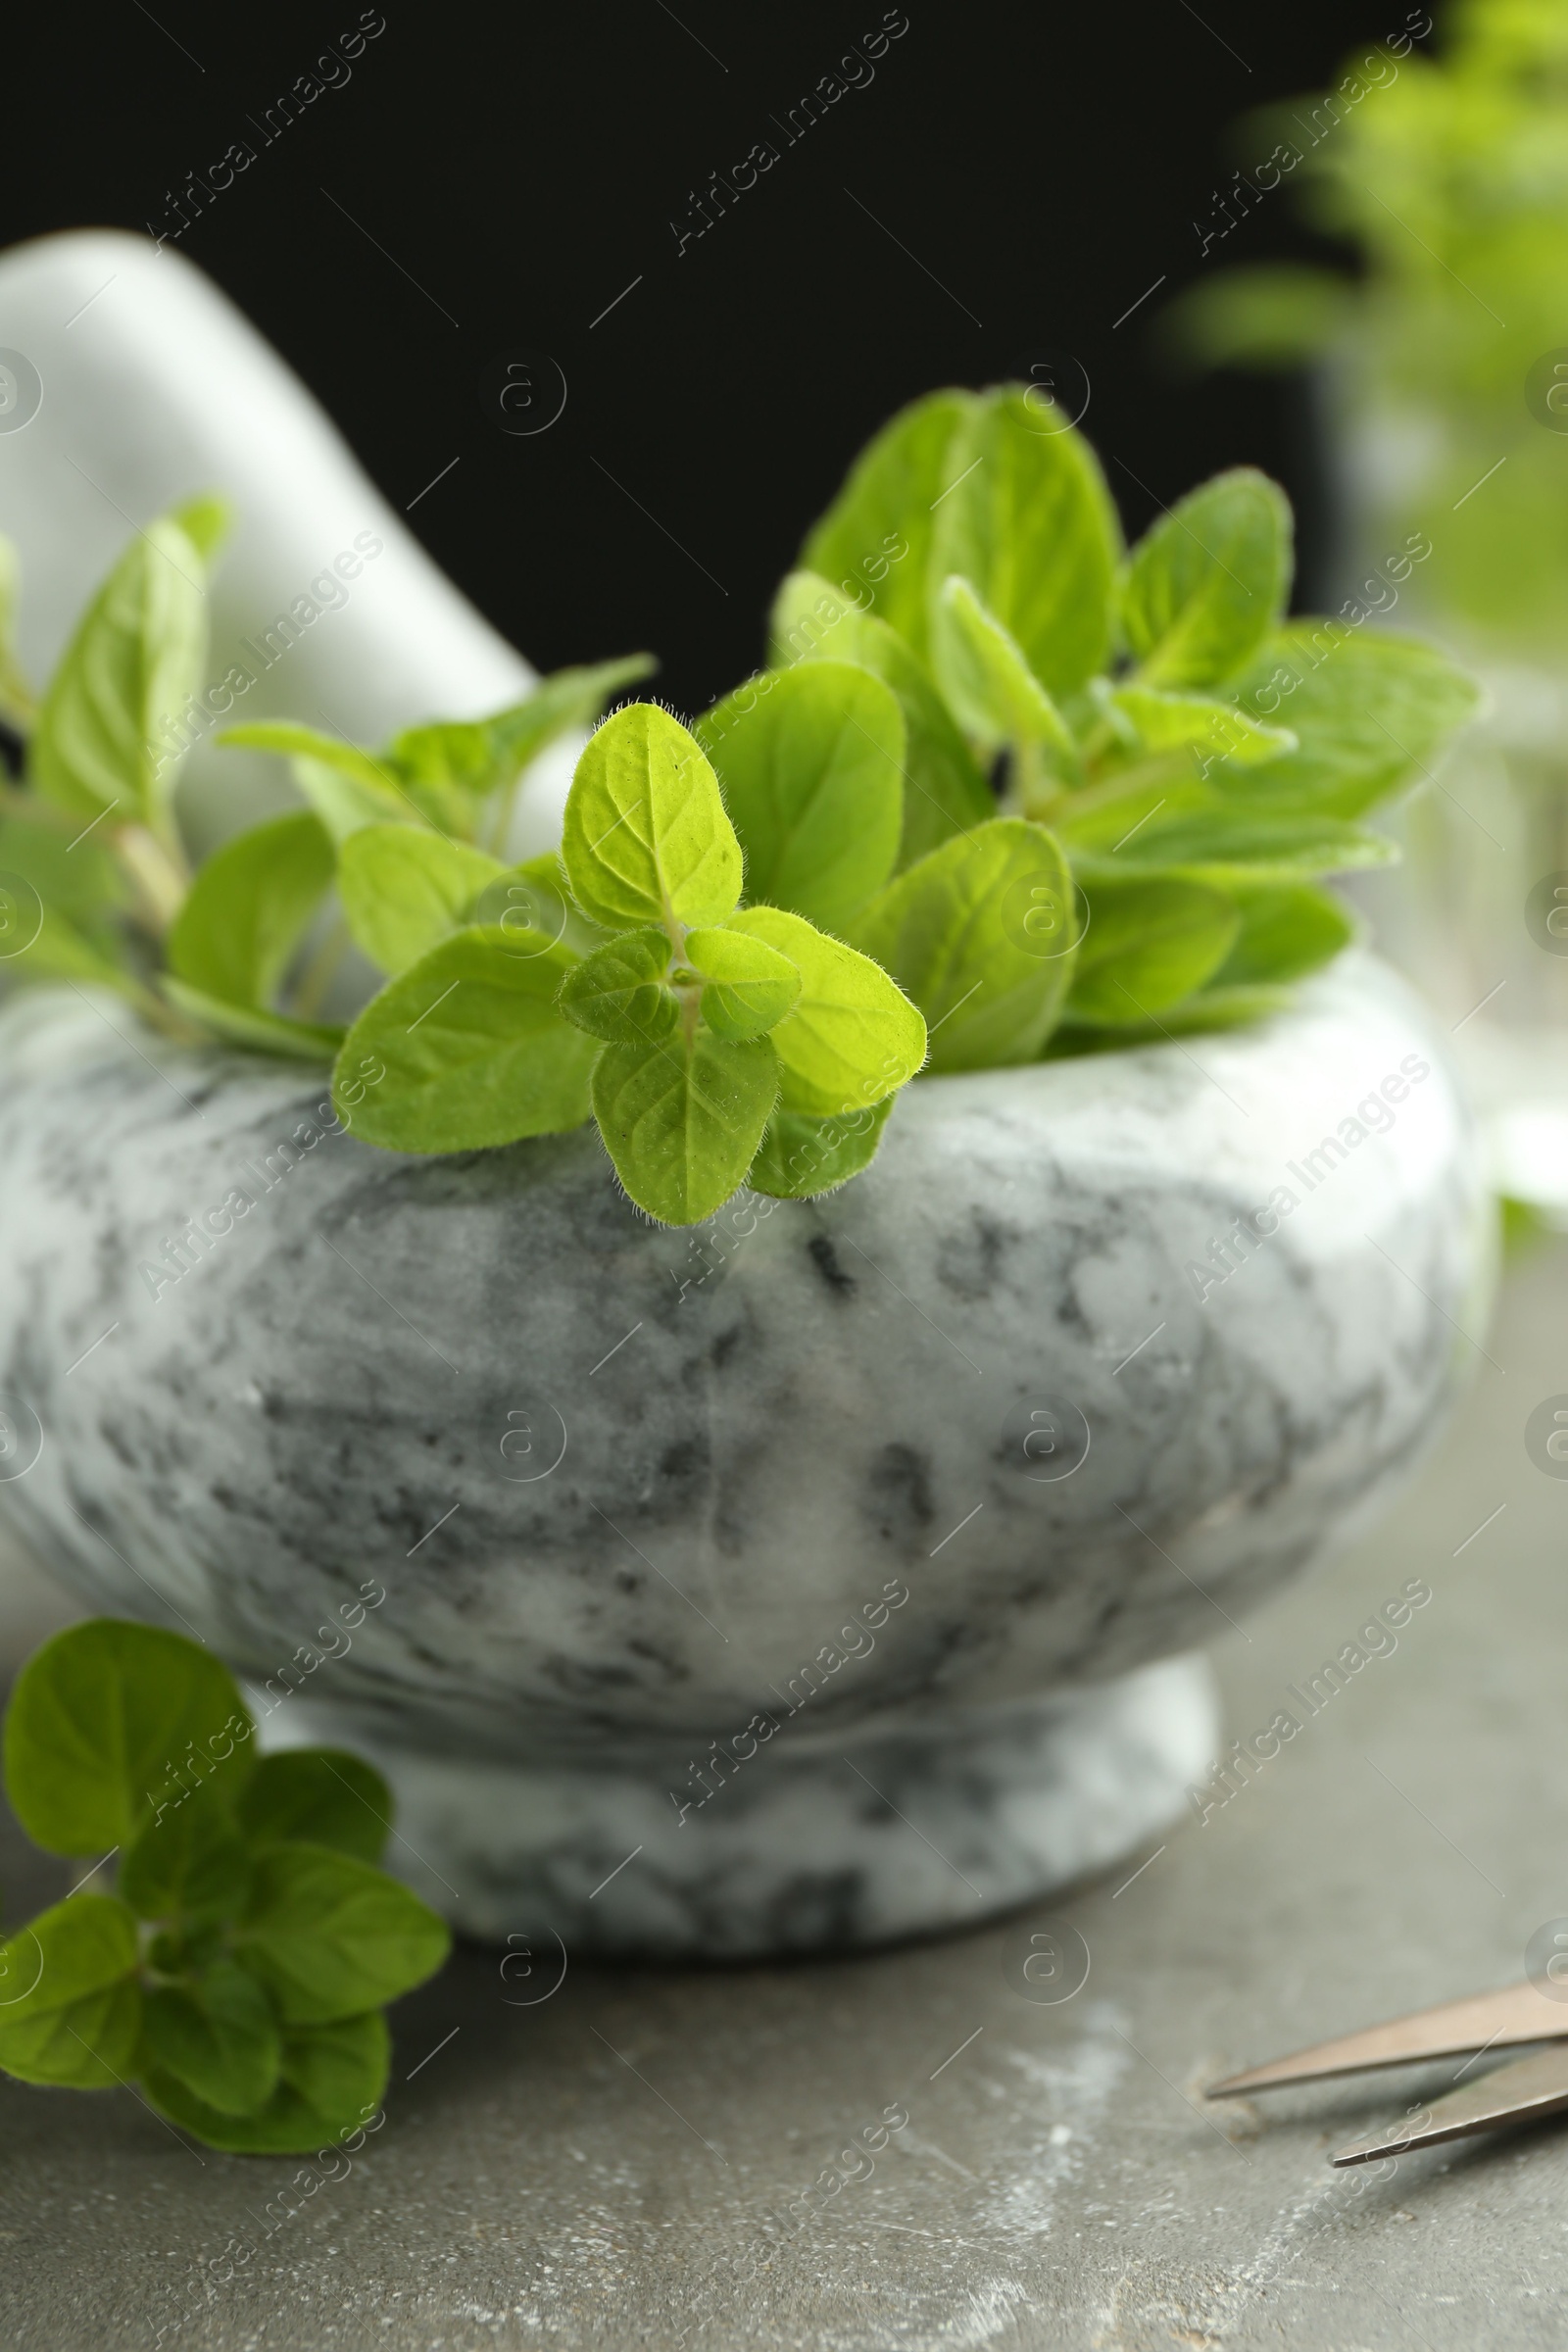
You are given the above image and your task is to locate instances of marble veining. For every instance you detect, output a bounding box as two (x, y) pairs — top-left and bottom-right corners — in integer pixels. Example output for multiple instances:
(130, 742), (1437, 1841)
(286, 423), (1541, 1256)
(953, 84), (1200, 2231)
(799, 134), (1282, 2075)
(0, 953), (1488, 1950)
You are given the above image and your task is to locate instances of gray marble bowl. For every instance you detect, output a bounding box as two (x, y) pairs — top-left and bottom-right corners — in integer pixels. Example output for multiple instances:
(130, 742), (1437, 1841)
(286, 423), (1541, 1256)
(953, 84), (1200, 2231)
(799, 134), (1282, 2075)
(0, 955), (1488, 1956)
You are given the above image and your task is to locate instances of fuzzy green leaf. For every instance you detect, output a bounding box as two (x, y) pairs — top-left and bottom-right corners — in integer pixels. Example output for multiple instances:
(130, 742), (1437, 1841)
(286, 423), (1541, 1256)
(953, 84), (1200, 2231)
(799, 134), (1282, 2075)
(800, 388), (976, 662)
(332, 926), (598, 1152)
(30, 511), (214, 830)
(4, 1620), (253, 1857)
(769, 570), (993, 868)
(168, 811), (335, 1011)
(930, 575), (1077, 766)
(852, 817), (1078, 1071)
(1066, 878), (1240, 1025)
(387, 657), (655, 802)
(749, 1099), (894, 1200)
(141, 1961), (280, 2118)
(1066, 806), (1397, 875)
(336, 825), (504, 977)
(235, 1844), (450, 2027)
(684, 925), (801, 1040)
(1120, 468), (1293, 689)
(220, 724), (412, 841)
(237, 1749), (391, 1865)
(929, 389), (1121, 699)
(696, 662), (904, 929)
(1203, 881), (1353, 987)
(0, 1894), (141, 2088)
(558, 927), (677, 1046)
(562, 704), (742, 931)
(725, 905), (925, 1115)
(219, 722), (395, 797)
(1223, 627), (1483, 817)
(1105, 684), (1296, 767)
(467, 854), (609, 959)
(591, 1030), (779, 1225)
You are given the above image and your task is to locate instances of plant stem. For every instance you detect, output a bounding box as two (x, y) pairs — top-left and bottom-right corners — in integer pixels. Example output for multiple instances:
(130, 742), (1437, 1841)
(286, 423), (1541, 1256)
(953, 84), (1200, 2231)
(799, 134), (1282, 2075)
(486, 766), (526, 858)
(1031, 750), (1195, 829)
(114, 823), (189, 935)
(292, 916), (350, 1022)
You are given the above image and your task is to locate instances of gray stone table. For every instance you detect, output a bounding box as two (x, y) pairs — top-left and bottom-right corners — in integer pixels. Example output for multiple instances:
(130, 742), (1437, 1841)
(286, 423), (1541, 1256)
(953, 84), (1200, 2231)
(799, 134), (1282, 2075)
(1, 1234), (1564, 2351)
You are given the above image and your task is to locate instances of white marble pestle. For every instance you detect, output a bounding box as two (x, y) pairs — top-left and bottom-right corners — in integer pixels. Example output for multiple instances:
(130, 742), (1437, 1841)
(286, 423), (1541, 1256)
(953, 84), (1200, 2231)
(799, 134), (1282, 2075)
(0, 227), (568, 856)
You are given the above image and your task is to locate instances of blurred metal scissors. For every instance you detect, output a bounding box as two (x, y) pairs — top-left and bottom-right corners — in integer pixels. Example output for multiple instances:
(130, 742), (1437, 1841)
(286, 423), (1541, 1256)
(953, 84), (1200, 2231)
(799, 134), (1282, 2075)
(1209, 1978), (1568, 2165)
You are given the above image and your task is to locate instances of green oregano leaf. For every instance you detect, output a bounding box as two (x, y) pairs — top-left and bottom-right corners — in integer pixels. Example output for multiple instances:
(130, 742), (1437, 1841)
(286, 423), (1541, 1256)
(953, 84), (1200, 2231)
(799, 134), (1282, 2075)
(468, 854), (609, 959)
(1221, 627), (1486, 817)
(30, 505), (220, 833)
(0, 1616), (450, 2155)
(1120, 467), (1292, 689)
(769, 571), (993, 868)
(725, 905), (926, 1115)
(929, 575), (1077, 770)
(591, 1029), (779, 1225)
(332, 926), (598, 1151)
(799, 387), (976, 661)
(929, 388), (1122, 698)
(0, 1894), (142, 2088)
(852, 818), (1077, 1071)
(684, 926), (801, 1040)
(237, 1749), (391, 1865)
(3, 1621), (253, 1857)
(234, 1844), (450, 2027)
(141, 1960), (281, 2118)
(336, 824), (504, 977)
(170, 494), (231, 564)
(749, 1098), (894, 1200)
(558, 927), (678, 1045)
(1203, 880), (1353, 987)
(0, 808), (133, 998)
(386, 654), (655, 803)
(1104, 684), (1296, 767)
(143, 2012), (389, 2154)
(276, 2009), (390, 2127)
(120, 1781), (251, 1925)
(1065, 877), (1240, 1025)
(1066, 806), (1397, 875)
(562, 704), (742, 931)
(219, 724), (413, 841)
(696, 661), (905, 929)
(167, 811), (336, 1011)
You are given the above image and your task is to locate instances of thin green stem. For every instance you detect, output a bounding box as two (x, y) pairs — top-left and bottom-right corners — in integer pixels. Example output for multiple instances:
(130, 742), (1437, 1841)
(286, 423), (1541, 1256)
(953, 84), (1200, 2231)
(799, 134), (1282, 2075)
(291, 916), (350, 1022)
(485, 765), (527, 858)
(1031, 750), (1196, 829)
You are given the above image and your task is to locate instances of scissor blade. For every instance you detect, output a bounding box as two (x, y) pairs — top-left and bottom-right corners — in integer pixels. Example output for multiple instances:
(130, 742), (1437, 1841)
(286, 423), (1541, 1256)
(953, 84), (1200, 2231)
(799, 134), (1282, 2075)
(1209, 1980), (1568, 2098)
(1331, 2043), (1568, 2166)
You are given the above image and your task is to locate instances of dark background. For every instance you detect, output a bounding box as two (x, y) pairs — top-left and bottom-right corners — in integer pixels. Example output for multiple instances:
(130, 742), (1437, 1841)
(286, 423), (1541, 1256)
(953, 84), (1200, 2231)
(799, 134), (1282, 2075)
(9, 3), (1377, 714)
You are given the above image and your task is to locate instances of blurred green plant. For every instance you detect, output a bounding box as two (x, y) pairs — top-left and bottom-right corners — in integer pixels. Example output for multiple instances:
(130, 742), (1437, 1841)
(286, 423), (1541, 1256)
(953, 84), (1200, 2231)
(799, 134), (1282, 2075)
(1166, 0), (1568, 650)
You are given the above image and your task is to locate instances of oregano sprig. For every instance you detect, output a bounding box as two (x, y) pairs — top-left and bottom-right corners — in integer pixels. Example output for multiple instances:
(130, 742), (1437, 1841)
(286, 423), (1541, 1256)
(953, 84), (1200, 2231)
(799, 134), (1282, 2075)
(0, 1620), (449, 2154)
(0, 378), (1482, 1225)
(331, 702), (927, 1224)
